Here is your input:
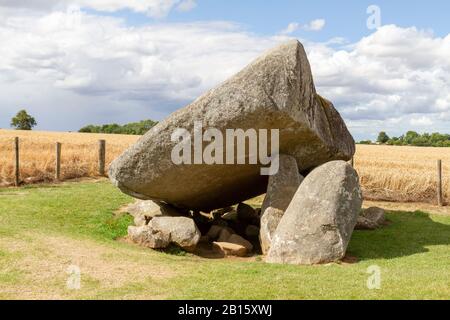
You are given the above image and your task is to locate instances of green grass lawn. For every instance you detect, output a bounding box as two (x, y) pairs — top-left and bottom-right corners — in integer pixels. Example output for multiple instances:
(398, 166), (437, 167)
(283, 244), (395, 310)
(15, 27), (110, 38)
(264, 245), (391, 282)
(0, 180), (449, 300)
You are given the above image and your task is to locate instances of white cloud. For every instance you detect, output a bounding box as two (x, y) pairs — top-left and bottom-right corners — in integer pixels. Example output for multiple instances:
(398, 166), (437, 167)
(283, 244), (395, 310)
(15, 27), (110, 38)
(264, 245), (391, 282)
(280, 19), (326, 35)
(304, 19), (326, 31)
(280, 22), (300, 35)
(176, 0), (197, 12)
(0, 9), (283, 130)
(410, 116), (433, 126)
(0, 6), (449, 139)
(0, 0), (193, 18)
(308, 25), (450, 124)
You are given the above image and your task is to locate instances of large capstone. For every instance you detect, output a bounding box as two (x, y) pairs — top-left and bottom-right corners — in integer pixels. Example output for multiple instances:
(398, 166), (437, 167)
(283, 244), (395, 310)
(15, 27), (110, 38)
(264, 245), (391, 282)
(266, 161), (362, 265)
(109, 40), (355, 211)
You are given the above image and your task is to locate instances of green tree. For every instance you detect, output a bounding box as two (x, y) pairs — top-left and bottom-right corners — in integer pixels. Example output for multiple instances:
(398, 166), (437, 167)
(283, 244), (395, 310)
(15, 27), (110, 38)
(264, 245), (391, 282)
(78, 119), (158, 135)
(377, 131), (390, 144)
(10, 109), (37, 130)
(404, 131), (419, 145)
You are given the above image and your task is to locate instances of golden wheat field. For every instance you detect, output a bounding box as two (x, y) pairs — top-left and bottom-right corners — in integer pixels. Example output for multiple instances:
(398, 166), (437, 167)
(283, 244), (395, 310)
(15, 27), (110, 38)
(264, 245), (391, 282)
(0, 129), (138, 186)
(355, 144), (449, 203)
(0, 129), (448, 204)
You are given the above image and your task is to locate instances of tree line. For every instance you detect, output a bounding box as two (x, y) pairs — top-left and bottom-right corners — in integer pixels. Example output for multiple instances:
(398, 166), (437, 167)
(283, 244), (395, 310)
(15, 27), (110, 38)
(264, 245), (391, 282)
(78, 119), (158, 135)
(359, 131), (450, 147)
(7, 110), (158, 135)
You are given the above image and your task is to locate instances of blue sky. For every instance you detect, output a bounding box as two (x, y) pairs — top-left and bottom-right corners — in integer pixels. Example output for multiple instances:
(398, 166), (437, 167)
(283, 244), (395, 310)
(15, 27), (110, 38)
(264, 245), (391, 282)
(0, 0), (450, 141)
(107, 0), (450, 40)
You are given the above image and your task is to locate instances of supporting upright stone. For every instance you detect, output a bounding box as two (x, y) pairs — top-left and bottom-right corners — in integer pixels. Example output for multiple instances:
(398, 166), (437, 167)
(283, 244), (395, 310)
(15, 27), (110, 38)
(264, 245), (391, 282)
(260, 154), (303, 254)
(267, 161), (362, 265)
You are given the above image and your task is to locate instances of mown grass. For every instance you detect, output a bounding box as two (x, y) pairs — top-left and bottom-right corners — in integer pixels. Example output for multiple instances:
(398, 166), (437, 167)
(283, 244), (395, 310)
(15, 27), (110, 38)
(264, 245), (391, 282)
(0, 180), (449, 300)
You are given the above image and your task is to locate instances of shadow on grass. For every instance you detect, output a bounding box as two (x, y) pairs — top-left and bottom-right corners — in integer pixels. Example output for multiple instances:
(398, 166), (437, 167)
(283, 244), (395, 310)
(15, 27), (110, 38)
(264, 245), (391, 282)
(348, 210), (450, 261)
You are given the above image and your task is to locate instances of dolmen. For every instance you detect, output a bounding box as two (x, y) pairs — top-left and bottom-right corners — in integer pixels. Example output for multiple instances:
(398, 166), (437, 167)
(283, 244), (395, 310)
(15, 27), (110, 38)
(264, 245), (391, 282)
(110, 40), (363, 265)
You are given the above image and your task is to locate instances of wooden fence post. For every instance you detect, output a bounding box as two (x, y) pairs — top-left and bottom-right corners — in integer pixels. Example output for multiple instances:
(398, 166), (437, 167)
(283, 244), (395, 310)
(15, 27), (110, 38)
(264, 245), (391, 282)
(55, 142), (61, 181)
(98, 140), (106, 176)
(14, 137), (20, 187)
(437, 160), (443, 206)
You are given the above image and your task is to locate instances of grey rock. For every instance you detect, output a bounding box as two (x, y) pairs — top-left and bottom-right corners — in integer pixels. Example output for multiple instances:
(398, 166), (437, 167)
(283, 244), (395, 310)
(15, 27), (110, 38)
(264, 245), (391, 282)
(206, 225), (228, 240)
(237, 203), (258, 223)
(355, 207), (386, 230)
(228, 234), (254, 252)
(245, 225), (260, 239)
(125, 200), (160, 227)
(217, 228), (234, 242)
(364, 207), (386, 225)
(267, 161), (362, 265)
(355, 216), (378, 230)
(128, 216), (201, 251)
(260, 154), (303, 254)
(125, 200), (161, 217)
(212, 219), (229, 228)
(128, 225), (170, 249)
(260, 207), (285, 255)
(221, 210), (238, 221)
(212, 242), (248, 257)
(109, 40), (355, 211)
(211, 207), (234, 219)
(125, 200), (184, 227)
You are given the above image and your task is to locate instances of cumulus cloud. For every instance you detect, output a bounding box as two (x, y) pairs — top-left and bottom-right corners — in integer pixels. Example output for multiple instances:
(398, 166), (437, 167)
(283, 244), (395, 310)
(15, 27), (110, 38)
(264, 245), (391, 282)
(304, 19), (326, 31)
(0, 0), (193, 18)
(308, 24), (450, 137)
(280, 19), (326, 35)
(410, 116), (433, 126)
(280, 22), (300, 35)
(0, 6), (448, 139)
(0, 9), (283, 130)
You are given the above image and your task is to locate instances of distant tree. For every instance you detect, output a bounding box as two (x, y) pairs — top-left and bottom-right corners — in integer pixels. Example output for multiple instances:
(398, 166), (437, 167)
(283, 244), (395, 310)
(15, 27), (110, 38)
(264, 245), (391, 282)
(358, 140), (372, 145)
(79, 125), (97, 133)
(11, 109), (37, 130)
(377, 131), (390, 144)
(404, 131), (419, 145)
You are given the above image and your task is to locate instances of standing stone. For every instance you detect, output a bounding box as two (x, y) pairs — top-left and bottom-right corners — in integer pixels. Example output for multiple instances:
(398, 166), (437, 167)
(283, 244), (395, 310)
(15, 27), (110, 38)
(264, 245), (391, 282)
(128, 216), (201, 251)
(267, 161), (362, 265)
(109, 40), (355, 211)
(260, 154), (303, 254)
